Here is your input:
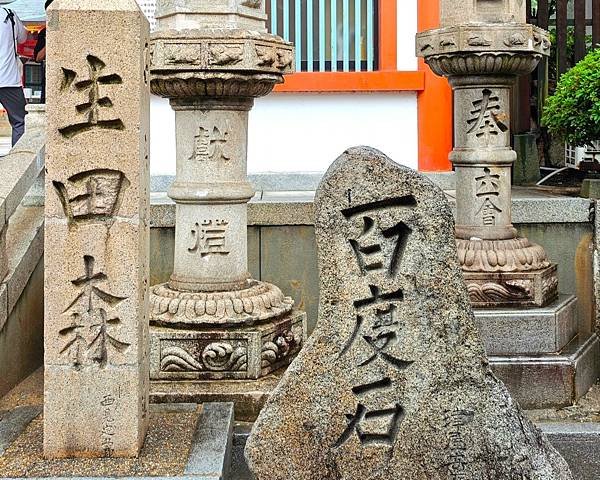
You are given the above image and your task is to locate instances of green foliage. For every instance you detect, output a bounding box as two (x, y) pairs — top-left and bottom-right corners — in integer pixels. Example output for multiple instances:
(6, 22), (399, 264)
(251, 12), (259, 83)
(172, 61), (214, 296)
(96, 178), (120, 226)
(542, 49), (600, 146)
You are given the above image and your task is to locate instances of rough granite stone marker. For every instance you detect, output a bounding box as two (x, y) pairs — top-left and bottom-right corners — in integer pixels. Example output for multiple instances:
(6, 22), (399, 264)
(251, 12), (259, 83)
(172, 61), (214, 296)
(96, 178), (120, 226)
(245, 147), (573, 480)
(44, 0), (150, 458)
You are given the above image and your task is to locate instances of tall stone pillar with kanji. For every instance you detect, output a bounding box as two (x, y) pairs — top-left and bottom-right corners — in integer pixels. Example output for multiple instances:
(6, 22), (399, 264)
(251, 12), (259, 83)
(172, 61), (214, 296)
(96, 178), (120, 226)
(44, 0), (150, 458)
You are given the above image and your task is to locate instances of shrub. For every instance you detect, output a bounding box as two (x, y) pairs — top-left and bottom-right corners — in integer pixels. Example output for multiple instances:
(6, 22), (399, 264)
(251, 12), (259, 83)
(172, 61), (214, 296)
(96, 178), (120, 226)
(542, 48), (600, 146)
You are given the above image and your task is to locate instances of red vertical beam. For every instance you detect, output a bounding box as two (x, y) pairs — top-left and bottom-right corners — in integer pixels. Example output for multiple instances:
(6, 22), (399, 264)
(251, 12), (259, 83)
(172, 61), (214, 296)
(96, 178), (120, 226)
(417, 0), (452, 172)
(379, 1), (397, 71)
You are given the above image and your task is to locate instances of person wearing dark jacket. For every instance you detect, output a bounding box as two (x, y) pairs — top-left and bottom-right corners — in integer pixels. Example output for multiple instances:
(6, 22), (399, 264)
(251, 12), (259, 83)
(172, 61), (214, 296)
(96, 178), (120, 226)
(33, 0), (53, 103)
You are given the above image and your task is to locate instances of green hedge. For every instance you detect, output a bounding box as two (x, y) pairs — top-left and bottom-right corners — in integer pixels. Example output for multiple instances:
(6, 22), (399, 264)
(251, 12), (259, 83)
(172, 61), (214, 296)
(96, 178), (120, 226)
(542, 49), (600, 146)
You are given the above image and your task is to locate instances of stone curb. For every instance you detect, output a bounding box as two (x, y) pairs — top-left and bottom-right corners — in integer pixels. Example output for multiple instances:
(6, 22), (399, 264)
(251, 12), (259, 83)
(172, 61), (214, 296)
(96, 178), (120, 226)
(539, 422), (600, 480)
(0, 403), (235, 480)
(185, 402), (234, 479)
(0, 405), (42, 457)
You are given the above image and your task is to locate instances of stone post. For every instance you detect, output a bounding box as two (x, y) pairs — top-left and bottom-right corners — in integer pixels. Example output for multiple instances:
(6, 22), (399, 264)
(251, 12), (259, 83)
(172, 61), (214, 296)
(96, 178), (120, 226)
(44, 0), (150, 458)
(417, 0), (556, 308)
(148, 0), (306, 384)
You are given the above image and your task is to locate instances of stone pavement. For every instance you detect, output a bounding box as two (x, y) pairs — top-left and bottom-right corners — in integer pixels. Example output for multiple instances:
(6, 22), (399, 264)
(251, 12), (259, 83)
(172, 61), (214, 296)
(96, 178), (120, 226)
(0, 371), (234, 480)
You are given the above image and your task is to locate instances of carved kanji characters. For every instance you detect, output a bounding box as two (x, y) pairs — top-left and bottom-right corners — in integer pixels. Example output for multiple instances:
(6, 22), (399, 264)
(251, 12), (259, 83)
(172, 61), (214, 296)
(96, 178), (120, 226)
(59, 256), (130, 368)
(189, 123), (231, 162)
(335, 378), (405, 448)
(59, 55), (124, 138)
(467, 88), (508, 139)
(188, 219), (230, 256)
(475, 168), (502, 226)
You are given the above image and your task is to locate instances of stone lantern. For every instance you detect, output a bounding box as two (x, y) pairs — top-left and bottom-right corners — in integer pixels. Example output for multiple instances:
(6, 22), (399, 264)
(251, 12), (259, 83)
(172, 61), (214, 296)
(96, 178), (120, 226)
(148, 0), (306, 386)
(416, 0), (600, 408)
(417, 0), (554, 308)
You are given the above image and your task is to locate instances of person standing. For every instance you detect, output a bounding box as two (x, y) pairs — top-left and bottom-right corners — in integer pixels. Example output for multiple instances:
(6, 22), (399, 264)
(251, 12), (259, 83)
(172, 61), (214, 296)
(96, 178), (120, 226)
(34, 1), (53, 104)
(0, 4), (27, 146)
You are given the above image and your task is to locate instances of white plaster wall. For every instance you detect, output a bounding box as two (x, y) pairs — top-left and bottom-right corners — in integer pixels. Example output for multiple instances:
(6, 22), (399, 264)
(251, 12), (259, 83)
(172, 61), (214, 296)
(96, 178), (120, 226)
(247, 92), (418, 173)
(397, 0), (418, 71)
(149, 92), (418, 175)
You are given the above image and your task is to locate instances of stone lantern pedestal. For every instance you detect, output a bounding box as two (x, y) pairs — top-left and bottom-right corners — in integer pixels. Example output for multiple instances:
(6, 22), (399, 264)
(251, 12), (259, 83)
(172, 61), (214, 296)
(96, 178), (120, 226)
(148, 0), (306, 399)
(416, 1), (599, 407)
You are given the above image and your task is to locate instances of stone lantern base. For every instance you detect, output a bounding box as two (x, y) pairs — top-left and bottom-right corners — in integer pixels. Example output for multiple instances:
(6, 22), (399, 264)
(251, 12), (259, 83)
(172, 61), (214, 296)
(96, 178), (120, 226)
(464, 265), (559, 308)
(456, 237), (559, 308)
(149, 310), (306, 381)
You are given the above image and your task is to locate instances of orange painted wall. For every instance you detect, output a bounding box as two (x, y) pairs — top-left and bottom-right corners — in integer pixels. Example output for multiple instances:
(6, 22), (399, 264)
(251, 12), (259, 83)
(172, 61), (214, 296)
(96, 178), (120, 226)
(417, 0), (453, 171)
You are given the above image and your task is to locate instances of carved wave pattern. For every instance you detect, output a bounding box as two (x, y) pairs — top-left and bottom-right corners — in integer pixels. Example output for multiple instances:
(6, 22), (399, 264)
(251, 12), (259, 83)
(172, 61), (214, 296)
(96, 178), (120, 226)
(467, 280), (532, 304)
(261, 329), (301, 368)
(150, 280), (294, 326)
(160, 342), (248, 373)
(202, 342), (247, 372)
(456, 237), (550, 273)
(160, 346), (203, 372)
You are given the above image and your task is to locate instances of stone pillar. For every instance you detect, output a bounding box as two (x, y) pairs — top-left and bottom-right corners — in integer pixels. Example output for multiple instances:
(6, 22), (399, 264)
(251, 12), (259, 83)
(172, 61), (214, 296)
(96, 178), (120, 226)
(148, 0), (306, 384)
(168, 99), (254, 293)
(44, 0), (150, 458)
(417, 0), (557, 308)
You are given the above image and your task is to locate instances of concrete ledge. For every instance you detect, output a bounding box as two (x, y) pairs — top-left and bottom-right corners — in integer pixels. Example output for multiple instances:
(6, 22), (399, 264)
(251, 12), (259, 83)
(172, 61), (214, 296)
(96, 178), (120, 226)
(539, 422), (600, 480)
(25, 174), (590, 227)
(148, 188), (591, 228)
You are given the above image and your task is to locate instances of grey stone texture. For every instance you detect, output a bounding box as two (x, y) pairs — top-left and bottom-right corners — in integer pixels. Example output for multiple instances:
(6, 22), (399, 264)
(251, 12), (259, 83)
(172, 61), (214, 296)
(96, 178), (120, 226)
(540, 423), (600, 480)
(0, 406), (42, 456)
(44, 0), (150, 458)
(148, 0), (306, 382)
(185, 402), (234, 478)
(474, 295), (578, 355)
(490, 333), (600, 409)
(245, 147), (573, 480)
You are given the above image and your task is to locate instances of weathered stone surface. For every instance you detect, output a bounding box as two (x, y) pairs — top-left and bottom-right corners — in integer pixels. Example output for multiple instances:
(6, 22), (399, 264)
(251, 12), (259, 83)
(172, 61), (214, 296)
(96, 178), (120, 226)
(150, 310), (306, 380)
(44, 0), (150, 458)
(245, 147), (572, 480)
(440, 0), (526, 26)
(148, 0), (306, 382)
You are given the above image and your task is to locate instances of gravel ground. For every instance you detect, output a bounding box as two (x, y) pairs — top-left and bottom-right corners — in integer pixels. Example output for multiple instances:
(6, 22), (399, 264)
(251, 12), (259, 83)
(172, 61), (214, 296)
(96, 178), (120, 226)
(0, 410), (200, 477)
(0, 369), (201, 477)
